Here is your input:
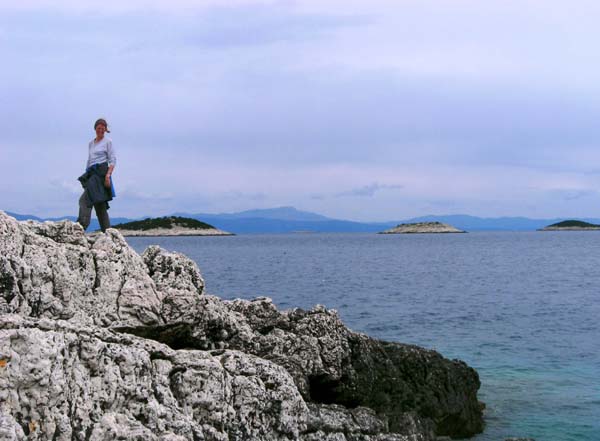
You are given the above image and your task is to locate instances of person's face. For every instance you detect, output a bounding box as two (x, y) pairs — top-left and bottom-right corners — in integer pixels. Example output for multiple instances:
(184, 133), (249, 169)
(95, 124), (106, 139)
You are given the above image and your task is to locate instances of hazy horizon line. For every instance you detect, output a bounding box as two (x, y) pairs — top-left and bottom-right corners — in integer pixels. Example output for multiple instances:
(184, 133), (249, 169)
(3, 207), (598, 224)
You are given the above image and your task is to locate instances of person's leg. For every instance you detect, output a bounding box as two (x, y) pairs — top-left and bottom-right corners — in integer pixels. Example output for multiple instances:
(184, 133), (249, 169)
(77, 192), (92, 230)
(94, 202), (111, 232)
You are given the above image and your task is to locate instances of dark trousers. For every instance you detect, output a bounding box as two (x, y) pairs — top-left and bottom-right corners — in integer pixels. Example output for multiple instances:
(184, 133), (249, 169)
(77, 191), (110, 232)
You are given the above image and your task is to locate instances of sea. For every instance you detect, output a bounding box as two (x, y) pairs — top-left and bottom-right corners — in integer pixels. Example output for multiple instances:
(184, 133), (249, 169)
(128, 231), (600, 441)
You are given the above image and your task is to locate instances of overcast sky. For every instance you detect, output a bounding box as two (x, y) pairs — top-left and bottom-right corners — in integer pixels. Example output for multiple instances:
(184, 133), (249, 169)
(2, 0), (600, 221)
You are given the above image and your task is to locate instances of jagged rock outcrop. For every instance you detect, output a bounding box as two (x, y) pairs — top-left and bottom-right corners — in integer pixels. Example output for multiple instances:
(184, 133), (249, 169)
(0, 315), (307, 441)
(0, 216), (162, 327)
(0, 211), (484, 440)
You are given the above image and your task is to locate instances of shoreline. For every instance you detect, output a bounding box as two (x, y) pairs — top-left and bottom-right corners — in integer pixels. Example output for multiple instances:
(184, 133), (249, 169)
(116, 227), (234, 236)
(538, 227), (600, 231)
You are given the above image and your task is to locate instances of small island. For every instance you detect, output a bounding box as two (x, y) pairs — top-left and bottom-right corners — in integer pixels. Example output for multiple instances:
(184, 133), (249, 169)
(113, 216), (234, 236)
(539, 220), (600, 231)
(379, 221), (466, 234)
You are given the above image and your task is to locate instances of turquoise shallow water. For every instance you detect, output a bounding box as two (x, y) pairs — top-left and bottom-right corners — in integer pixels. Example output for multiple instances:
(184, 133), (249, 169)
(128, 232), (600, 441)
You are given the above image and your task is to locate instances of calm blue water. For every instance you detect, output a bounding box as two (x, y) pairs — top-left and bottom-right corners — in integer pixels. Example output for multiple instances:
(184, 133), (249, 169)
(128, 232), (600, 441)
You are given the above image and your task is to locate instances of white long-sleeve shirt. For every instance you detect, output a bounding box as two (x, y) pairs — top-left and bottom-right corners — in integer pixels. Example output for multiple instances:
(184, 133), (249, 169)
(86, 137), (117, 169)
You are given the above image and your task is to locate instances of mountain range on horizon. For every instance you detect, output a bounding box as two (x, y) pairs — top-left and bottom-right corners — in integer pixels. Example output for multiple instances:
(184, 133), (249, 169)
(174, 206), (333, 222)
(5, 206), (600, 234)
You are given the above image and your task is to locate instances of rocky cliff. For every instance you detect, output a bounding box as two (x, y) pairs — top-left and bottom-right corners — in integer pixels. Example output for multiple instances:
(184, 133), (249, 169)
(0, 211), (484, 440)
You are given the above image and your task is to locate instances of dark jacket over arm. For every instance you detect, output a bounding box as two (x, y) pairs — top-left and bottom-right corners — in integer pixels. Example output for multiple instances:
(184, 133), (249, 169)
(78, 162), (113, 208)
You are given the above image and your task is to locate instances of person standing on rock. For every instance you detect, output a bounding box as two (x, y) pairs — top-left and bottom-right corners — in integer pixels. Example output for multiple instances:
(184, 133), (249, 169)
(76, 118), (116, 233)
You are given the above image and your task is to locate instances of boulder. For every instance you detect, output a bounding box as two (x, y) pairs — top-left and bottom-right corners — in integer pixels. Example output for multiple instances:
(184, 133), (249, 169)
(0, 211), (484, 440)
(140, 297), (483, 437)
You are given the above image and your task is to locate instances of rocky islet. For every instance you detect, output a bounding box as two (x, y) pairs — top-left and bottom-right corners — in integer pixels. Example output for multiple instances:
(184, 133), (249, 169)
(0, 211), (484, 440)
(538, 220), (600, 231)
(113, 216), (234, 237)
(378, 222), (465, 234)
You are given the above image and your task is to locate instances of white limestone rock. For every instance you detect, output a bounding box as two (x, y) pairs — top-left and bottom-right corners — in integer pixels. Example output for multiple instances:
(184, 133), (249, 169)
(90, 230), (162, 327)
(225, 299), (352, 398)
(0, 414), (24, 441)
(0, 212), (483, 440)
(0, 314), (418, 441)
(143, 246), (205, 323)
(0, 315), (308, 441)
(0, 212), (162, 328)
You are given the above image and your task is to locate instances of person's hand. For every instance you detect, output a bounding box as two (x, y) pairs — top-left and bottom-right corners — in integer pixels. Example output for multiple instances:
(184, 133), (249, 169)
(104, 176), (111, 188)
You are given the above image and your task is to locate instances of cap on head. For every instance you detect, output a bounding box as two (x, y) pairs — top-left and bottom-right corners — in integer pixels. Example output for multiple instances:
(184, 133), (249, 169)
(94, 118), (110, 133)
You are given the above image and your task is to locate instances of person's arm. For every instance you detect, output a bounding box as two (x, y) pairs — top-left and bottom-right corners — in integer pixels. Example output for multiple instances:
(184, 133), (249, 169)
(104, 140), (117, 188)
(104, 164), (115, 188)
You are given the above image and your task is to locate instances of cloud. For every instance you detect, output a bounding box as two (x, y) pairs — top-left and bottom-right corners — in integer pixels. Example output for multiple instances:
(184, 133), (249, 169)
(182, 7), (370, 49)
(336, 183), (404, 198)
(309, 181), (404, 200)
(4, 1), (600, 219)
(49, 179), (81, 196)
(221, 191), (268, 201)
(0, 0), (279, 15)
(117, 188), (175, 202)
(547, 189), (597, 201)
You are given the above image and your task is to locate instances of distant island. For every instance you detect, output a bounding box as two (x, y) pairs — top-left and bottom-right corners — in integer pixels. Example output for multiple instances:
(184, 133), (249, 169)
(10, 207), (600, 233)
(113, 216), (234, 236)
(379, 221), (466, 234)
(539, 220), (600, 231)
